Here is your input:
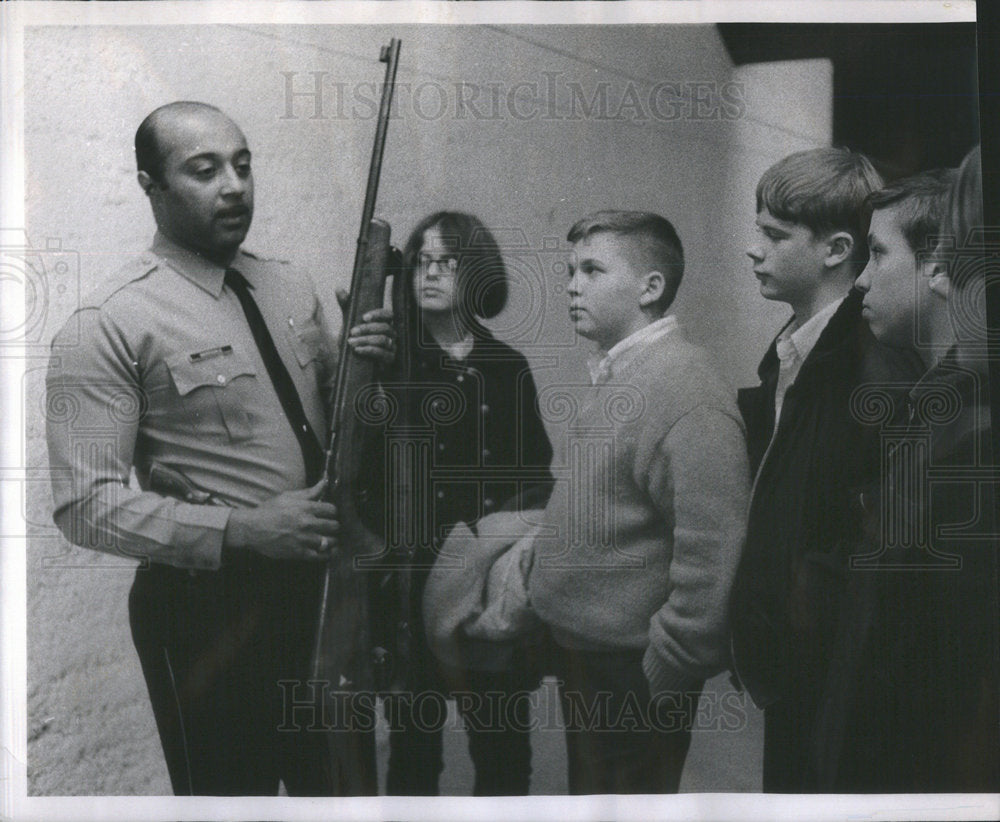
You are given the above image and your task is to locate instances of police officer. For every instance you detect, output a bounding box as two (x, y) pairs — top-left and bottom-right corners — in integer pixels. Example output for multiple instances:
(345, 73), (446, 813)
(45, 101), (394, 795)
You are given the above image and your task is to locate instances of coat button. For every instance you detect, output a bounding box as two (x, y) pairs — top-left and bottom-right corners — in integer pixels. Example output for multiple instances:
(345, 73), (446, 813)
(216, 374), (227, 384)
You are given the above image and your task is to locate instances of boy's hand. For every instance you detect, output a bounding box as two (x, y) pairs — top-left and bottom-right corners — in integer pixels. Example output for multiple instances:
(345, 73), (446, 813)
(336, 287), (396, 365)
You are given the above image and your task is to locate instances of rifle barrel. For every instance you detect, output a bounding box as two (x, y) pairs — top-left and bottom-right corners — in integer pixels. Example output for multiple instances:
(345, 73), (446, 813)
(328, 38), (402, 480)
(358, 38), (401, 237)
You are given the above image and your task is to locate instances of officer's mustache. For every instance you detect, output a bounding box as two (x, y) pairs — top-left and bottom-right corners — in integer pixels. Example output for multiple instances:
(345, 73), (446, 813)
(216, 204), (250, 218)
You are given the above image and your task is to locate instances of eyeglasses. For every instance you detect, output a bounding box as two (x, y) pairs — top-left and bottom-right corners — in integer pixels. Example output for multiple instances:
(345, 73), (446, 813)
(417, 253), (459, 276)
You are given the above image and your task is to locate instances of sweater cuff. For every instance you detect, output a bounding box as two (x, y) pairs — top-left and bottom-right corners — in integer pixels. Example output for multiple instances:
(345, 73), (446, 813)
(642, 644), (701, 697)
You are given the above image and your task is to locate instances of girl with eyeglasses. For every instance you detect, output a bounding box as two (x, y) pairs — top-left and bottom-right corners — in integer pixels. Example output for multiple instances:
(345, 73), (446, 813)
(382, 211), (553, 796)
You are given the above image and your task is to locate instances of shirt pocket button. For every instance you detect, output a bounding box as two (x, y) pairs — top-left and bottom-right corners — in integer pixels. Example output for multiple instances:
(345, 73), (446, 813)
(165, 349), (257, 442)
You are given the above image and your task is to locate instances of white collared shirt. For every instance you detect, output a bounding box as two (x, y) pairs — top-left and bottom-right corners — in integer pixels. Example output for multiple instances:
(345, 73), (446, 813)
(587, 315), (679, 385)
(772, 297), (844, 426)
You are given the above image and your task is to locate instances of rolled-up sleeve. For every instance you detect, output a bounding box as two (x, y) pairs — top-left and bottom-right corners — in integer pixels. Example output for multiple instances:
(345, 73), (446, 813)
(46, 307), (232, 570)
(641, 404), (750, 694)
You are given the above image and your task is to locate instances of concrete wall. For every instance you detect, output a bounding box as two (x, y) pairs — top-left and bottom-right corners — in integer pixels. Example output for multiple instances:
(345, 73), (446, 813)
(22, 24), (831, 794)
(715, 58), (835, 381)
(25, 24), (831, 387)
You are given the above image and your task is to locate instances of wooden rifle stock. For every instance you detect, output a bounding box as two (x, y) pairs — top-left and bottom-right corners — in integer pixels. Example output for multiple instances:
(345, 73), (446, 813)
(309, 38), (401, 795)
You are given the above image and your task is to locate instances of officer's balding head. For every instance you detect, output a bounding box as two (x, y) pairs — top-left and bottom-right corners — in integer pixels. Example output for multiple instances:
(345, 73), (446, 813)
(135, 102), (254, 264)
(135, 101), (230, 185)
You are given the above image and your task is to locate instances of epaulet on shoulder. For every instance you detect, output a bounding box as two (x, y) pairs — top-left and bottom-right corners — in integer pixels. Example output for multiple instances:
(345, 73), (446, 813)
(238, 248), (290, 266)
(79, 253), (160, 309)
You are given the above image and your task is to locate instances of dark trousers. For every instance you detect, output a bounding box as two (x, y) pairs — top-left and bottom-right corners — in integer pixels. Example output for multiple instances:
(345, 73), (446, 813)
(760, 653), (844, 793)
(556, 646), (699, 795)
(761, 698), (813, 792)
(129, 558), (376, 796)
(385, 636), (534, 796)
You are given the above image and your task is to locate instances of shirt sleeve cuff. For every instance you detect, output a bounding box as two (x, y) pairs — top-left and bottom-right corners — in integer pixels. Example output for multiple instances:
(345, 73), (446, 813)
(178, 503), (233, 571)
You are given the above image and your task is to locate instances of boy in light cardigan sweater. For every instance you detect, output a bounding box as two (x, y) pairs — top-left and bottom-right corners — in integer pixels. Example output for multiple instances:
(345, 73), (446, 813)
(528, 211), (750, 794)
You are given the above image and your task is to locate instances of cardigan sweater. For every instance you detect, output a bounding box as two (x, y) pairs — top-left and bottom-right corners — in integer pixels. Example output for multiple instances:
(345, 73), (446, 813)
(528, 321), (750, 694)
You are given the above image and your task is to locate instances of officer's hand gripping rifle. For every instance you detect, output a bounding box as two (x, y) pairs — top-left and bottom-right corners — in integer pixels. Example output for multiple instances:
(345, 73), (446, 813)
(309, 38), (401, 795)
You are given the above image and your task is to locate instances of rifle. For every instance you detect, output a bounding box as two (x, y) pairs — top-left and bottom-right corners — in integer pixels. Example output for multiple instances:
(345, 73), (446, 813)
(309, 37), (402, 796)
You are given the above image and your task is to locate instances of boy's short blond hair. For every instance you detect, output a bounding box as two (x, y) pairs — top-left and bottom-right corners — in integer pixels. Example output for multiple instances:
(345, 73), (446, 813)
(567, 210), (684, 314)
(756, 147), (883, 272)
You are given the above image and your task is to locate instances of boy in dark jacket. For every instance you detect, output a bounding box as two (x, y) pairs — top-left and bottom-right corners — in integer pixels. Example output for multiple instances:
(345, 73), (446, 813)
(851, 157), (999, 790)
(729, 148), (921, 792)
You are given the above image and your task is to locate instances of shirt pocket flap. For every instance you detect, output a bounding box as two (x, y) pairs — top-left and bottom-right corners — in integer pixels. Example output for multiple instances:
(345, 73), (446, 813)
(285, 319), (327, 368)
(166, 349), (257, 396)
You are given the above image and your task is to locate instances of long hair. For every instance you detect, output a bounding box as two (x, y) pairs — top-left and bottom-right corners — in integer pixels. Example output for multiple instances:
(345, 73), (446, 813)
(401, 212), (509, 335)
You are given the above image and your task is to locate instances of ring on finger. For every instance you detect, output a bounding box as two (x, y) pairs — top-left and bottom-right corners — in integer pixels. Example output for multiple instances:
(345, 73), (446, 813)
(319, 536), (331, 553)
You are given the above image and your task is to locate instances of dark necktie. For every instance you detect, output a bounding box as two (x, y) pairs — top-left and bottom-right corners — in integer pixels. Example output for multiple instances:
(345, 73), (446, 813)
(224, 267), (324, 484)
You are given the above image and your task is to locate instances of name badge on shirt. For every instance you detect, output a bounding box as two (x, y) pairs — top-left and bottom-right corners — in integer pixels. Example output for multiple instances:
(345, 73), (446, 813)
(188, 345), (233, 363)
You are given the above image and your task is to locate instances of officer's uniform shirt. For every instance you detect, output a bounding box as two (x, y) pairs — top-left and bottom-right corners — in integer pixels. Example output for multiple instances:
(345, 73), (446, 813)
(46, 232), (336, 570)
